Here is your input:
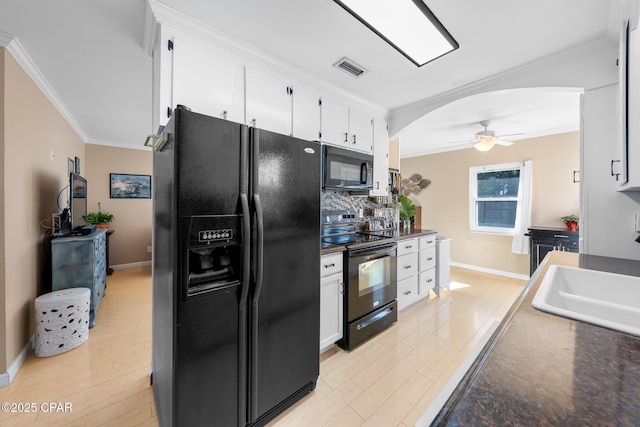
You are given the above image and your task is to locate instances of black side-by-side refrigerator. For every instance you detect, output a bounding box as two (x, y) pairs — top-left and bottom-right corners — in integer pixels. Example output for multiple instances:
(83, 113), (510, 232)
(152, 106), (320, 427)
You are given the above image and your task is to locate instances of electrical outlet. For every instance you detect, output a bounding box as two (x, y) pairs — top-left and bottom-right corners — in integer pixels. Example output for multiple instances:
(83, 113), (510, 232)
(147, 246), (152, 253)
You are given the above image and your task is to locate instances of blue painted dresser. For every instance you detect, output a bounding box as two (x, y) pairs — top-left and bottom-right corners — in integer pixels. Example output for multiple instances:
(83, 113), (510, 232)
(51, 229), (107, 328)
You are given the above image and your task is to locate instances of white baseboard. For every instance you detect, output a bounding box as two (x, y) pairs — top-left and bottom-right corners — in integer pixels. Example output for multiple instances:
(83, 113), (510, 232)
(111, 261), (152, 270)
(450, 261), (530, 281)
(0, 335), (34, 387)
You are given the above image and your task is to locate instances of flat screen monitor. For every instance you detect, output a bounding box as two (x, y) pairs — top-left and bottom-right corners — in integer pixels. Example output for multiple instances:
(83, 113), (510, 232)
(70, 173), (87, 232)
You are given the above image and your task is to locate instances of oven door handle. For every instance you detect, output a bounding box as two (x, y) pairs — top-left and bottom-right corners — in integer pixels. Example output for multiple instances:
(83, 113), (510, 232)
(349, 245), (396, 258)
(356, 306), (395, 331)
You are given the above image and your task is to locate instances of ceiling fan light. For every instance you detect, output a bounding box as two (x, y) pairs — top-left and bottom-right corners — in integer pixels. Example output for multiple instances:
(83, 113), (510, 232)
(473, 137), (496, 152)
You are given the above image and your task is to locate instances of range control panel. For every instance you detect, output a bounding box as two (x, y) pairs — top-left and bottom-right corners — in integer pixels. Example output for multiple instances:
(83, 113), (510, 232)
(198, 229), (233, 242)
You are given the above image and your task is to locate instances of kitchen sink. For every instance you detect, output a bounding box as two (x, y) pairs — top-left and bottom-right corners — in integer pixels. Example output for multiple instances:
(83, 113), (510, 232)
(532, 265), (640, 336)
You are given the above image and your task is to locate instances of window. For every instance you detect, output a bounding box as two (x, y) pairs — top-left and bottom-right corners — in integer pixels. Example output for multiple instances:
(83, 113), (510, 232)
(469, 162), (523, 235)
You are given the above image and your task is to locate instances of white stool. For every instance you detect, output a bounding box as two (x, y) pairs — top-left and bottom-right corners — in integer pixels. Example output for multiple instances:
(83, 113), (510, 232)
(35, 288), (90, 357)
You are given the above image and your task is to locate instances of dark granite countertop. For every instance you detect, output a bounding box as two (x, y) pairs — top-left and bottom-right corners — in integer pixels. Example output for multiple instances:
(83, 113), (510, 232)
(434, 251), (640, 426)
(321, 242), (346, 256)
(394, 228), (437, 240)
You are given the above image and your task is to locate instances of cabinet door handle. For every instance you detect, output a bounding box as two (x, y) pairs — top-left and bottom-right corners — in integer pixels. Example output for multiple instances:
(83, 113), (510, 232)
(427, 240), (434, 244)
(553, 235), (569, 239)
(427, 278), (433, 283)
(611, 159), (621, 181)
(324, 263), (335, 268)
(344, 132), (348, 143)
(352, 135), (357, 145)
(426, 257), (434, 261)
(405, 245), (413, 249)
(404, 265), (412, 269)
(403, 290), (412, 295)
(222, 110), (228, 120)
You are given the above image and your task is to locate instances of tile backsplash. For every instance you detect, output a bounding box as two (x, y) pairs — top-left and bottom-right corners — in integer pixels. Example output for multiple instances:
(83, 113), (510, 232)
(321, 191), (398, 229)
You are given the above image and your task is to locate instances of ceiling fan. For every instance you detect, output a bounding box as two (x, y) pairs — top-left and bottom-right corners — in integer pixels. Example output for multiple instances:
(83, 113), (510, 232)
(450, 121), (521, 151)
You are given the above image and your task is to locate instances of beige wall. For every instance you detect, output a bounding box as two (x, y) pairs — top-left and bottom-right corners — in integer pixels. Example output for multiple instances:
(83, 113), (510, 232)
(1, 48), (85, 372)
(401, 131), (580, 276)
(85, 145), (152, 266)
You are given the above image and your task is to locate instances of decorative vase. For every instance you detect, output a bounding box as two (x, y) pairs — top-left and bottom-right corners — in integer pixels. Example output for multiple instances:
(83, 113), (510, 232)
(96, 223), (110, 229)
(403, 219), (411, 230)
(566, 221), (578, 232)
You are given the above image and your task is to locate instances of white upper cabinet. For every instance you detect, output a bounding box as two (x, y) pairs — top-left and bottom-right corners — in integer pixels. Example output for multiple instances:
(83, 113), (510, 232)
(151, 22), (385, 152)
(172, 33), (243, 122)
(320, 95), (350, 147)
(156, 27), (244, 125)
(152, 26), (174, 132)
(291, 82), (321, 141)
(320, 93), (374, 154)
(245, 66), (292, 135)
(616, 20), (640, 191)
(371, 117), (390, 196)
(348, 107), (374, 153)
(245, 66), (321, 140)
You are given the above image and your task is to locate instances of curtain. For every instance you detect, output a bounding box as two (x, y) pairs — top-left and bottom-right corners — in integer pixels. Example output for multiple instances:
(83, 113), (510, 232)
(511, 160), (533, 254)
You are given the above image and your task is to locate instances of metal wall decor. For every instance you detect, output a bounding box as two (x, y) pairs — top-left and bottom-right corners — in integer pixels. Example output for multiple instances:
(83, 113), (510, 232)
(401, 173), (430, 195)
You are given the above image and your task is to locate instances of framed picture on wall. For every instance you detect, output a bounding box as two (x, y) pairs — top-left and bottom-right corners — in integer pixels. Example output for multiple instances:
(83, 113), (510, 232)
(110, 173), (151, 199)
(74, 157), (81, 174)
(67, 158), (75, 175)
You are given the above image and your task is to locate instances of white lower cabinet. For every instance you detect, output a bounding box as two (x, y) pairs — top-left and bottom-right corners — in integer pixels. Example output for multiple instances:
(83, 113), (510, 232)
(396, 234), (437, 311)
(419, 235), (437, 296)
(320, 252), (344, 352)
(396, 238), (419, 310)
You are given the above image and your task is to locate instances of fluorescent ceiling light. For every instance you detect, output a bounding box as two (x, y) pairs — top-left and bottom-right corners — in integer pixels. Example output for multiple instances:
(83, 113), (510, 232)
(334, 0), (458, 67)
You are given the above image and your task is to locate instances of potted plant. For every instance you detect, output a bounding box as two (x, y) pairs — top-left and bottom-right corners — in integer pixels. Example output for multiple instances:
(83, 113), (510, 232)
(398, 194), (416, 230)
(561, 215), (579, 232)
(84, 203), (114, 229)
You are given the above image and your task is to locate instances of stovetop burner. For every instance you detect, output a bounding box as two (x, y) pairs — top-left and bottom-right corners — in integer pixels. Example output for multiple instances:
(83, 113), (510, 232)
(321, 209), (396, 250)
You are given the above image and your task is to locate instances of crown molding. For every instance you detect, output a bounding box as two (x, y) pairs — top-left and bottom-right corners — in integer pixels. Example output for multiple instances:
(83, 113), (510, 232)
(0, 31), (88, 143)
(86, 138), (152, 151)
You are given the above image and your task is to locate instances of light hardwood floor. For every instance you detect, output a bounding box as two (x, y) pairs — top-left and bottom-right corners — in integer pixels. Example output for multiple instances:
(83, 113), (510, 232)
(0, 266), (524, 426)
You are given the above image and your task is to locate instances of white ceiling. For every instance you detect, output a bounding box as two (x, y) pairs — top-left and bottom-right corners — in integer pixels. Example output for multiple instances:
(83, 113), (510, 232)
(0, 0), (623, 155)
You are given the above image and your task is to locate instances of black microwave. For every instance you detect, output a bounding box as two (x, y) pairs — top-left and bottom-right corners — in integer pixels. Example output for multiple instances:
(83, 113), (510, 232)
(322, 145), (373, 194)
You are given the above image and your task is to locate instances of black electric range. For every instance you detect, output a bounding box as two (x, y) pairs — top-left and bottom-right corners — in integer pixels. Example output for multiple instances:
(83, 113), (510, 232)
(321, 210), (395, 251)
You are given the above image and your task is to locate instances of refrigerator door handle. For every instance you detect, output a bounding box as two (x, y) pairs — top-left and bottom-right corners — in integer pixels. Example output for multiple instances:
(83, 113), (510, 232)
(252, 194), (265, 302)
(249, 192), (264, 422)
(240, 193), (251, 306)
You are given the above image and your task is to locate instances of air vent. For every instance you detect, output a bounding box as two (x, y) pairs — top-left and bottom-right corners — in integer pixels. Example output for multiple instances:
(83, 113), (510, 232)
(333, 57), (368, 78)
